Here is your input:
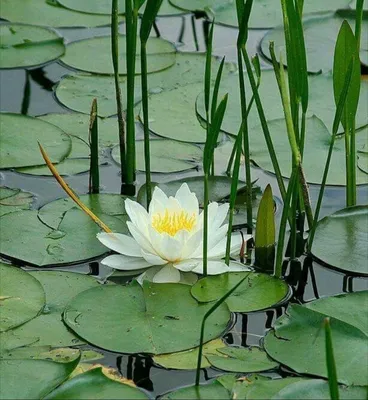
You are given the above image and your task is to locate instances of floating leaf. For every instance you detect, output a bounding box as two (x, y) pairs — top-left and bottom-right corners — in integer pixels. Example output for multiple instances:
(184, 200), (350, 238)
(312, 206), (368, 275)
(61, 35), (176, 75)
(264, 292), (368, 386)
(0, 357), (80, 400)
(250, 116), (368, 185)
(17, 159), (92, 177)
(0, 346), (80, 363)
(112, 139), (202, 173)
(0, 209), (127, 266)
(153, 339), (224, 370)
(0, 113), (71, 169)
(191, 272), (290, 312)
(0, 331), (39, 353)
(161, 380), (230, 400)
(63, 281), (230, 354)
(46, 368), (148, 399)
(0, 23), (65, 69)
(0, 264), (45, 332)
(261, 13), (368, 73)
(8, 271), (101, 348)
(0, 187), (34, 217)
(0, 0), (114, 27)
(58, 0), (126, 14)
(206, 346), (278, 373)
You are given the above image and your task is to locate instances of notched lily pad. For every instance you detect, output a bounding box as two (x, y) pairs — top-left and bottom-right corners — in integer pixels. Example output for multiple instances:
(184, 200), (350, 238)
(0, 264), (45, 332)
(312, 206), (368, 276)
(0, 23), (65, 69)
(191, 272), (290, 313)
(0, 187), (34, 217)
(63, 281), (231, 354)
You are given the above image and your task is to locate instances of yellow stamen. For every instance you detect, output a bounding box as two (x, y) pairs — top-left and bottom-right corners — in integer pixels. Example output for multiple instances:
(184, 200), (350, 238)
(152, 210), (196, 236)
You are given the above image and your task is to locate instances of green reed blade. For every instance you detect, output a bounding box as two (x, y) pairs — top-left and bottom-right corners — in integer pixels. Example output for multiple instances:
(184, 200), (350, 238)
(89, 98), (99, 194)
(140, 0), (164, 43)
(210, 56), (225, 122)
(21, 70), (31, 116)
(324, 318), (340, 400)
(355, 0), (364, 49)
(111, 0), (127, 185)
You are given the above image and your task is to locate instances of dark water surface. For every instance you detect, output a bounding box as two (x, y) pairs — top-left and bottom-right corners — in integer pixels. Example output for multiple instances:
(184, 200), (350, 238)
(0, 15), (367, 397)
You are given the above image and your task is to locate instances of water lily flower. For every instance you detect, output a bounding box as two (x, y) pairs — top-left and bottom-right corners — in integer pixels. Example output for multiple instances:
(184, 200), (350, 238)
(97, 183), (251, 283)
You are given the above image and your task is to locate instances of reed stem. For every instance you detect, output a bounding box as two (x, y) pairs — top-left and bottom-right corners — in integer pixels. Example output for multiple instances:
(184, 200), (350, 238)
(89, 99), (99, 194)
(324, 318), (340, 400)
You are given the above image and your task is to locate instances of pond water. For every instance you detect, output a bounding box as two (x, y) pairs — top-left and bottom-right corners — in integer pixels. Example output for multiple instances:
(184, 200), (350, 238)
(0, 10), (367, 398)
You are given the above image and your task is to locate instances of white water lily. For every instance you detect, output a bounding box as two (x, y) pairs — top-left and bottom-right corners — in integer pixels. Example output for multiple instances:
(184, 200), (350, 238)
(97, 183), (251, 283)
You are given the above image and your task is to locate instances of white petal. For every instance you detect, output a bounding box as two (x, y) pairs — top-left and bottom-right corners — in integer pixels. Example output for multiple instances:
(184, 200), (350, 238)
(158, 233), (183, 262)
(127, 221), (157, 254)
(210, 203), (229, 230)
(97, 232), (141, 257)
(125, 199), (149, 232)
(153, 264), (181, 283)
(192, 224), (228, 258)
(197, 202), (219, 230)
(166, 196), (181, 214)
(227, 261), (252, 272)
(141, 249), (168, 265)
(192, 260), (231, 275)
(100, 254), (151, 270)
(175, 183), (199, 216)
(173, 259), (200, 272)
(149, 187), (168, 217)
(181, 228), (203, 259)
(206, 232), (243, 259)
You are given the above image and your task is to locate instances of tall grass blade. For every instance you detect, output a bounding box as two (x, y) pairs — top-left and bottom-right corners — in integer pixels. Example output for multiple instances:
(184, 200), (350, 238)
(324, 318), (340, 400)
(308, 60), (354, 252)
(21, 70), (31, 115)
(38, 143), (112, 233)
(195, 272), (251, 385)
(333, 21), (361, 206)
(89, 98), (100, 194)
(355, 0), (364, 49)
(140, 0), (164, 43)
(255, 185), (275, 272)
(111, 0), (127, 187)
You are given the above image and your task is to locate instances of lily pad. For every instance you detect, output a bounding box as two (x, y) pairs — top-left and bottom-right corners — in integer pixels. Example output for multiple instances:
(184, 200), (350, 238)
(264, 292), (368, 386)
(0, 346), (80, 363)
(312, 206), (368, 275)
(0, 23), (65, 69)
(58, 0), (126, 15)
(161, 380), (230, 400)
(0, 113), (71, 169)
(153, 339), (224, 370)
(63, 281), (231, 354)
(168, 0), (232, 13)
(206, 346), (278, 373)
(250, 116), (368, 185)
(0, 208), (127, 266)
(0, 0), (114, 27)
(210, 0), (351, 29)
(0, 187), (34, 217)
(55, 53), (235, 117)
(16, 158), (92, 177)
(191, 272), (290, 313)
(0, 264), (45, 332)
(112, 139), (202, 173)
(0, 357), (80, 400)
(61, 35), (176, 75)
(38, 193), (128, 229)
(0, 331), (39, 353)
(261, 13), (368, 73)
(9, 271), (101, 348)
(46, 368), (149, 399)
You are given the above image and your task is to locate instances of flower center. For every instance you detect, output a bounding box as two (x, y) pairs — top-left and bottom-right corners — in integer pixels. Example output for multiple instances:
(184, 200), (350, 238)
(152, 210), (196, 236)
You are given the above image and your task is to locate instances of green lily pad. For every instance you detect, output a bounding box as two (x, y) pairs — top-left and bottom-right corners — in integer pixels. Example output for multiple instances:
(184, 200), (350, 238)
(58, 0), (126, 15)
(55, 53), (235, 117)
(0, 187), (34, 217)
(16, 158), (92, 177)
(112, 139), (202, 173)
(191, 272), (290, 313)
(210, 0), (351, 29)
(141, 82), (208, 143)
(261, 13), (368, 73)
(0, 208), (127, 266)
(0, 264), (45, 332)
(0, 0), (114, 27)
(161, 380), (230, 400)
(9, 271), (101, 348)
(156, 0), (187, 15)
(250, 116), (368, 185)
(312, 206), (368, 275)
(0, 331), (39, 353)
(153, 339), (224, 370)
(0, 23), (65, 69)
(358, 152), (368, 173)
(61, 35), (176, 75)
(206, 346), (278, 373)
(38, 193), (128, 230)
(63, 281), (230, 354)
(168, 0), (232, 13)
(46, 368), (148, 399)
(0, 346), (81, 363)
(264, 292), (368, 386)
(0, 357), (80, 400)
(0, 113), (71, 169)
